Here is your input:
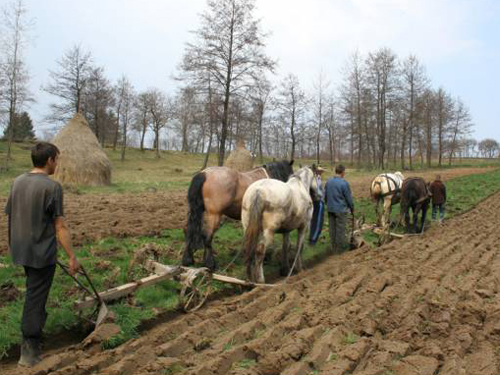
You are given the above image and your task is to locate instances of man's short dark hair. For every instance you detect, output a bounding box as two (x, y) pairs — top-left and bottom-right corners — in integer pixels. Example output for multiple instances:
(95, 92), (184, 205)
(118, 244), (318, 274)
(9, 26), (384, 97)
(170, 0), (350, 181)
(31, 142), (60, 168)
(335, 165), (345, 175)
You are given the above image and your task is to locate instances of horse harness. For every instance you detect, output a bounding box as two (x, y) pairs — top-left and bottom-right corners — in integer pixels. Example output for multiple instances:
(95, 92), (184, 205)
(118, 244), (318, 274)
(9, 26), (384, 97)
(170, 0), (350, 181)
(373, 174), (403, 199)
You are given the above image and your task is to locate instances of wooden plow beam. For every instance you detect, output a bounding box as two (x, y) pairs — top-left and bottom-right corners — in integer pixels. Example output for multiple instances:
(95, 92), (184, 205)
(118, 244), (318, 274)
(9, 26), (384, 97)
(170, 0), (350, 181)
(74, 260), (273, 313)
(354, 223), (407, 239)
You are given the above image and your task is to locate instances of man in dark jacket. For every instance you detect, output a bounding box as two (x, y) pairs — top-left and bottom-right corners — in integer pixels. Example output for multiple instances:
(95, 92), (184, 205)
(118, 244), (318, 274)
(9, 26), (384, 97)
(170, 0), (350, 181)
(5, 142), (80, 367)
(429, 175), (446, 223)
(324, 165), (354, 254)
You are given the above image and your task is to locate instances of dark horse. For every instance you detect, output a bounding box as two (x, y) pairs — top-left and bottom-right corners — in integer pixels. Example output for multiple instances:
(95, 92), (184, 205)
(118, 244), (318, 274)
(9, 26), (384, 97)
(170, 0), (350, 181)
(182, 160), (294, 270)
(400, 177), (431, 233)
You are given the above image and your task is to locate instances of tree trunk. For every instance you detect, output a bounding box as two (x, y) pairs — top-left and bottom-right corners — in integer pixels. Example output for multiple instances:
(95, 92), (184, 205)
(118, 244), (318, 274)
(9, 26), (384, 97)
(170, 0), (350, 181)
(113, 103), (121, 151)
(121, 111), (128, 162)
(290, 108), (296, 161)
(140, 117), (147, 151)
(155, 127), (160, 158)
(258, 104), (264, 164)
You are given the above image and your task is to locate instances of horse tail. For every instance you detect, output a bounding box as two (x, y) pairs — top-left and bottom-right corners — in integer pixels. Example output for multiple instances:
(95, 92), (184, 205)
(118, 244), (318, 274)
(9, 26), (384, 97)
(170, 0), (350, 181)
(400, 180), (415, 218)
(244, 191), (266, 273)
(185, 172), (206, 251)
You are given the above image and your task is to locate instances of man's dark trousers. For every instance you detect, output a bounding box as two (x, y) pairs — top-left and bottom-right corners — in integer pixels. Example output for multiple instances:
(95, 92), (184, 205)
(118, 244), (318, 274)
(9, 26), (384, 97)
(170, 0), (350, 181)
(22, 264), (56, 342)
(328, 212), (346, 254)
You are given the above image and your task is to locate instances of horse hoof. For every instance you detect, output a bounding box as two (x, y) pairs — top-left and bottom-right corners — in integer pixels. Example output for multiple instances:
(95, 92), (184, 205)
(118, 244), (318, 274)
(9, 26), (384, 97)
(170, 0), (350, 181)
(204, 260), (218, 271)
(182, 257), (194, 267)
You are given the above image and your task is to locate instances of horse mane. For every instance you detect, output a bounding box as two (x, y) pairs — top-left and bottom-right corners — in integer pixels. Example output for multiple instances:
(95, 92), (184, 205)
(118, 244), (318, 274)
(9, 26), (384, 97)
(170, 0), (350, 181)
(263, 160), (293, 182)
(289, 167), (314, 191)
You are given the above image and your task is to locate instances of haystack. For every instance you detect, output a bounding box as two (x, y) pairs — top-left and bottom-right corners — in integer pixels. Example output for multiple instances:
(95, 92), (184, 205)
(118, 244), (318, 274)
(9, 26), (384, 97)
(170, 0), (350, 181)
(52, 113), (111, 186)
(225, 139), (253, 171)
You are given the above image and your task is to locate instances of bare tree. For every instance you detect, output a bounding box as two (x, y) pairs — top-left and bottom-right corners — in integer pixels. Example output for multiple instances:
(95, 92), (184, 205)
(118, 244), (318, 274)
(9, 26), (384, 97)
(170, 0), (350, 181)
(324, 94), (339, 167)
(447, 97), (472, 165)
(179, 0), (275, 166)
(312, 70), (330, 164)
(133, 91), (151, 151)
(176, 86), (197, 152)
(113, 76), (134, 161)
(82, 66), (113, 145)
(0, 0), (33, 170)
(276, 74), (306, 161)
(400, 55), (428, 169)
(145, 88), (171, 158)
(435, 87), (453, 166)
(462, 138), (477, 158)
(249, 76), (273, 163)
(478, 139), (499, 158)
(340, 51), (367, 168)
(43, 44), (93, 122)
(365, 48), (399, 169)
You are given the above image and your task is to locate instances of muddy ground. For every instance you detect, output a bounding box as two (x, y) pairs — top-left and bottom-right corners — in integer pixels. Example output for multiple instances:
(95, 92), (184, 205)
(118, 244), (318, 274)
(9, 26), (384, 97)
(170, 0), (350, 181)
(0, 167), (493, 255)
(3, 182), (500, 374)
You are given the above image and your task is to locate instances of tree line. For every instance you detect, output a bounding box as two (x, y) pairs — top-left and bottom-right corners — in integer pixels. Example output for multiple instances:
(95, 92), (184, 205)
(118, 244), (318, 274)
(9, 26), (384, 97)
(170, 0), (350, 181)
(1, 0), (498, 172)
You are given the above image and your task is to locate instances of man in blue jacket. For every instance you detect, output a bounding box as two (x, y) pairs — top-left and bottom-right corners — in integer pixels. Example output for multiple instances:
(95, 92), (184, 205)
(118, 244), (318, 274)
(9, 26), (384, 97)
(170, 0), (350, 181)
(324, 165), (354, 254)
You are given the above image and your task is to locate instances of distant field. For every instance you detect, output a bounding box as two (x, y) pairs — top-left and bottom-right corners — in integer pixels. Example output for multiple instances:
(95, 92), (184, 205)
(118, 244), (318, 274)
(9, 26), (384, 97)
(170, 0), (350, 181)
(1, 140), (499, 196)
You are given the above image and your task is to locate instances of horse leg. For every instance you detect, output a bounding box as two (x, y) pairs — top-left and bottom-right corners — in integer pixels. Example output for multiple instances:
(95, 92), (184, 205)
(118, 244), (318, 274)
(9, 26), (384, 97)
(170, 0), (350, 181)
(375, 199), (381, 226)
(203, 212), (221, 271)
(404, 207), (411, 233)
(295, 226), (307, 272)
(412, 205), (420, 233)
(280, 232), (291, 276)
(182, 239), (196, 267)
(255, 228), (274, 283)
(420, 203), (428, 233)
(383, 198), (392, 227)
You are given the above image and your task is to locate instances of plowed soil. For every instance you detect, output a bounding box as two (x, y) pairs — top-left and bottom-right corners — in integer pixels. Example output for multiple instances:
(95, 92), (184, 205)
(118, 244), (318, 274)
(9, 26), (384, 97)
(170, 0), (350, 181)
(4, 189), (500, 375)
(0, 167), (493, 254)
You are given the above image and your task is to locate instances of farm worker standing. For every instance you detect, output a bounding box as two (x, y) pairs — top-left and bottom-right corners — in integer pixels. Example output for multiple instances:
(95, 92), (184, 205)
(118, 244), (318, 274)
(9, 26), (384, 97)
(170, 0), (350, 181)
(4, 142), (80, 367)
(324, 165), (354, 254)
(309, 164), (326, 245)
(429, 175), (446, 223)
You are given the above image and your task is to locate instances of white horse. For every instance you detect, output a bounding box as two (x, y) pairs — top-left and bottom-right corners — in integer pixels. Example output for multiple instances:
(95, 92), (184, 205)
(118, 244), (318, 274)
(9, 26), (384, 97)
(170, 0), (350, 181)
(370, 172), (405, 226)
(241, 167), (318, 283)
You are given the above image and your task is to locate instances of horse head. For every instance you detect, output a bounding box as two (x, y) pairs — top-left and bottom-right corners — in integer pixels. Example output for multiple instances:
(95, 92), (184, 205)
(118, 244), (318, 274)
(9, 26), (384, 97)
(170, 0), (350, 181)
(294, 166), (319, 202)
(395, 171), (405, 180)
(264, 160), (294, 182)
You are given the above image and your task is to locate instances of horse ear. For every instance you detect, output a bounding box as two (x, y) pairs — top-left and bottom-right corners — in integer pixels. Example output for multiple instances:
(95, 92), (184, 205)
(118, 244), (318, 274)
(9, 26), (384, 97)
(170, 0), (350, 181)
(289, 159), (294, 166)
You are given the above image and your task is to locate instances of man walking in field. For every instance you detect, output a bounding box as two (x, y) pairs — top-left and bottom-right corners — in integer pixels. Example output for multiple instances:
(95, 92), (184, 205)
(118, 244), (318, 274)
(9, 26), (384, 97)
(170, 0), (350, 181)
(324, 165), (354, 254)
(4, 142), (79, 367)
(429, 174), (447, 223)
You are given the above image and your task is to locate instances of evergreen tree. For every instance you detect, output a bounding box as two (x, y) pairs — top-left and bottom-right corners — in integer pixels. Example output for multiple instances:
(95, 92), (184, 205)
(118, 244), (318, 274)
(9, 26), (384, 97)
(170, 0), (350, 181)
(2, 111), (35, 141)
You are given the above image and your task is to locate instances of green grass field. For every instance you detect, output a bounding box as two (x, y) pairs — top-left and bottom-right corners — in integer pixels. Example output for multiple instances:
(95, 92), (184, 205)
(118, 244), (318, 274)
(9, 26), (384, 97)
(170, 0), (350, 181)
(1, 140), (499, 196)
(1, 140), (500, 359)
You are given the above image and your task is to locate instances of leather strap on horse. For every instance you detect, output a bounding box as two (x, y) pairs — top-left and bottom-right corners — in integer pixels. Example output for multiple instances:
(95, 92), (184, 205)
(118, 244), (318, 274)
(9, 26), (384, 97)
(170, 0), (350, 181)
(373, 174), (402, 199)
(261, 167), (270, 179)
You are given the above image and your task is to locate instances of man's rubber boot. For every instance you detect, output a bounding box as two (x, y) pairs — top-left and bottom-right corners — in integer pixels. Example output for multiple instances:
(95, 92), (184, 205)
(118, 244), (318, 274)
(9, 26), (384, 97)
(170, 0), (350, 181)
(18, 339), (41, 367)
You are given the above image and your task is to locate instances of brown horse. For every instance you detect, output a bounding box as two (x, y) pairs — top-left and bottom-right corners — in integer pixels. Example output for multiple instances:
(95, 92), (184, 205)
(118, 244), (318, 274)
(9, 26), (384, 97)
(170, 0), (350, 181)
(182, 160), (294, 269)
(400, 177), (431, 233)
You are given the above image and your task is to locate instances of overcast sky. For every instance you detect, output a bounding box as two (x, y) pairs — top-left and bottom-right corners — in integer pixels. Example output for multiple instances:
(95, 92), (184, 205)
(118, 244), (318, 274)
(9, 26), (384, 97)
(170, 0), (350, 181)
(8, 0), (500, 141)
